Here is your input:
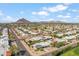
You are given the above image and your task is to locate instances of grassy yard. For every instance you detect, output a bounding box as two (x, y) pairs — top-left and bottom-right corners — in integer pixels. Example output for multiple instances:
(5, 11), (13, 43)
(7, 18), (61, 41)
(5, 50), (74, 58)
(61, 46), (79, 56)
(0, 32), (2, 36)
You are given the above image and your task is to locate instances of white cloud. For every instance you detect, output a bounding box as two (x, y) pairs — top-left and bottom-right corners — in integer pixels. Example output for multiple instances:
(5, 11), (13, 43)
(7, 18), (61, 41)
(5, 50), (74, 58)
(73, 18), (78, 20)
(42, 7), (47, 10)
(57, 15), (70, 18)
(72, 10), (77, 12)
(76, 16), (79, 18)
(32, 12), (37, 15)
(38, 11), (48, 16)
(6, 16), (12, 18)
(32, 11), (49, 16)
(43, 4), (68, 12)
(48, 19), (54, 21)
(39, 18), (54, 22)
(57, 15), (63, 17)
(74, 16), (79, 19)
(67, 13), (71, 15)
(0, 10), (17, 23)
(59, 19), (67, 22)
(64, 15), (70, 18)
(71, 9), (79, 12)
(20, 11), (24, 14)
(0, 10), (4, 16)
(63, 3), (72, 6)
(1, 16), (16, 23)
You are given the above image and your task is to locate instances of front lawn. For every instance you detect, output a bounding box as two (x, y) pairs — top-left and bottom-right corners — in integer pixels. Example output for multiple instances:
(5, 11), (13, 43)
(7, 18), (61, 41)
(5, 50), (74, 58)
(61, 46), (79, 56)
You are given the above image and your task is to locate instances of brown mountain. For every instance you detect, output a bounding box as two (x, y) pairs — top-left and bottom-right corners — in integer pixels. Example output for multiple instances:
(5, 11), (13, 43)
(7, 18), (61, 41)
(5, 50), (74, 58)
(16, 18), (31, 23)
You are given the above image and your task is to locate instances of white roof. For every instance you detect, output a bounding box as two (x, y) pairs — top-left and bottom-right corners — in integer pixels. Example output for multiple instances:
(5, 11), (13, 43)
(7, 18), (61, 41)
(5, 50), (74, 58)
(56, 33), (63, 37)
(30, 36), (52, 41)
(44, 36), (52, 38)
(63, 36), (75, 40)
(30, 36), (43, 40)
(56, 38), (65, 42)
(32, 42), (50, 48)
(65, 31), (72, 35)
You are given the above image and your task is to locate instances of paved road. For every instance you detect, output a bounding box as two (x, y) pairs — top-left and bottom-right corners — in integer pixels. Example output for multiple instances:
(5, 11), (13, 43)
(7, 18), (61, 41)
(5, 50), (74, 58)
(10, 28), (30, 56)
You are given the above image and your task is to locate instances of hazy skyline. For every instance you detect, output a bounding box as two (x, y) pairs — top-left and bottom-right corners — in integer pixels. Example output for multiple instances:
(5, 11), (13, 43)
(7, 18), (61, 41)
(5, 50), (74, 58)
(0, 3), (79, 23)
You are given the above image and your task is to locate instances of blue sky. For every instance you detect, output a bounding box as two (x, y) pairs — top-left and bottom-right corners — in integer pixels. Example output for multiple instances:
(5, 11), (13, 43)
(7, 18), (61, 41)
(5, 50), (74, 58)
(0, 3), (79, 23)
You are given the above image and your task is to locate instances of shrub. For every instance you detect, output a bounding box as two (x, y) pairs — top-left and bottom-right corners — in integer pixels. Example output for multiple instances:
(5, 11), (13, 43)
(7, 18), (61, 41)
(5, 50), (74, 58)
(55, 42), (64, 48)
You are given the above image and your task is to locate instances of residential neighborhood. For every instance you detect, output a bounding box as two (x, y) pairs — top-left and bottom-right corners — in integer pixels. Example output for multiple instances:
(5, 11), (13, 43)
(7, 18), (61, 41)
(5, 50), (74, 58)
(0, 3), (79, 56)
(0, 22), (79, 56)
